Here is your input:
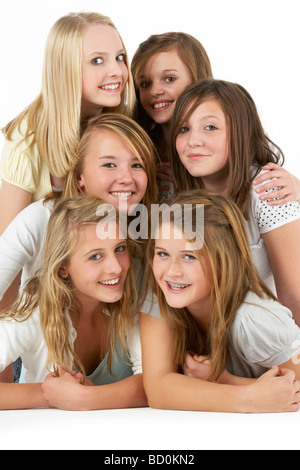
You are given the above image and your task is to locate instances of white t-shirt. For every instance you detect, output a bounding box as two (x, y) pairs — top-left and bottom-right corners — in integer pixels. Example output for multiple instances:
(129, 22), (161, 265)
(227, 291), (300, 378)
(245, 170), (300, 292)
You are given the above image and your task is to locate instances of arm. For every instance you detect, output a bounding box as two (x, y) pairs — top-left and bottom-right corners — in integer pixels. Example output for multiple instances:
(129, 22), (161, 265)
(0, 181), (32, 311)
(262, 219), (300, 326)
(0, 181), (32, 235)
(253, 163), (300, 205)
(42, 367), (147, 411)
(0, 382), (49, 410)
(140, 313), (300, 413)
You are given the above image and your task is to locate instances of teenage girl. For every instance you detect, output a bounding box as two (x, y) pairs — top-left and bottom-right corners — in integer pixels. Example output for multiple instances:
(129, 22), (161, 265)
(169, 79), (300, 325)
(0, 11), (134, 310)
(0, 195), (147, 410)
(0, 113), (157, 384)
(131, 32), (300, 202)
(140, 190), (300, 413)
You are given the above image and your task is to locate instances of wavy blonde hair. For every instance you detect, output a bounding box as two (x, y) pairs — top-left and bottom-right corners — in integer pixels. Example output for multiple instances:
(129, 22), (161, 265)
(145, 189), (277, 381)
(0, 195), (138, 376)
(2, 12), (135, 177)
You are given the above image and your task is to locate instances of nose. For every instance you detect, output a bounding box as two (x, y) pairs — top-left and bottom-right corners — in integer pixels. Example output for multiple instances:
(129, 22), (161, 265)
(106, 58), (124, 77)
(187, 129), (204, 148)
(150, 80), (165, 97)
(106, 253), (123, 276)
(166, 257), (183, 278)
(116, 165), (134, 185)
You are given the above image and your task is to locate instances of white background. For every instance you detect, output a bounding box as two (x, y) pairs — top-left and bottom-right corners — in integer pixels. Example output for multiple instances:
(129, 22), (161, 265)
(0, 0), (300, 450)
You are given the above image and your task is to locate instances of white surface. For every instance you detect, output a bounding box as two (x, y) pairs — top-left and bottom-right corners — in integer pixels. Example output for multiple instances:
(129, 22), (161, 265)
(0, 407), (299, 450)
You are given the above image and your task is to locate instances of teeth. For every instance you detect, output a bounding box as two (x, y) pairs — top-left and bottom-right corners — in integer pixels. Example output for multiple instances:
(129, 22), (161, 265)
(153, 102), (171, 109)
(99, 277), (120, 286)
(111, 192), (132, 198)
(101, 83), (120, 90)
(167, 282), (190, 291)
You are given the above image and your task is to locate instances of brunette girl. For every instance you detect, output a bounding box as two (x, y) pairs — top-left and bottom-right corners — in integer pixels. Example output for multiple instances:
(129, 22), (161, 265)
(140, 190), (300, 413)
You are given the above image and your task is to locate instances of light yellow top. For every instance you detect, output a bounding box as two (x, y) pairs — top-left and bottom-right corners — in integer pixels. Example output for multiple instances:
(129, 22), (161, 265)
(0, 120), (52, 201)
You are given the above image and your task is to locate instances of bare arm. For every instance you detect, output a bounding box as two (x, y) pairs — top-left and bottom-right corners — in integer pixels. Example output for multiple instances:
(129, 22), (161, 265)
(140, 313), (300, 413)
(262, 219), (300, 326)
(0, 382), (49, 410)
(42, 367), (147, 411)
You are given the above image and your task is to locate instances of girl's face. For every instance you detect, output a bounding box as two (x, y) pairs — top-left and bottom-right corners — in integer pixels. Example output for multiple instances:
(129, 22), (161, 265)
(137, 50), (193, 126)
(153, 223), (212, 315)
(78, 128), (148, 213)
(175, 99), (229, 193)
(61, 223), (130, 306)
(81, 24), (129, 119)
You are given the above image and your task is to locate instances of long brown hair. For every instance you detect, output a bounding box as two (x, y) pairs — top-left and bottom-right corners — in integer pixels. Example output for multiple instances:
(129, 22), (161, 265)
(145, 189), (277, 381)
(0, 195), (138, 376)
(170, 79), (283, 218)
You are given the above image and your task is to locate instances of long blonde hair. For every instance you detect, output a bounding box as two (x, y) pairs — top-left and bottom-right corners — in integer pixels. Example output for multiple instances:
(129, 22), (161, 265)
(0, 195), (138, 375)
(145, 189), (277, 381)
(2, 12), (135, 177)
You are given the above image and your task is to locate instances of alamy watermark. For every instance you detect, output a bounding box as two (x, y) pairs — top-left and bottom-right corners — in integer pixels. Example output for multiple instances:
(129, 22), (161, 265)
(96, 201), (205, 250)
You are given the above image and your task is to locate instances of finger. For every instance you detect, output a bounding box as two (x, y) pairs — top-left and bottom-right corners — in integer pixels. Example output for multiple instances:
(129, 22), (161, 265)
(266, 194), (295, 206)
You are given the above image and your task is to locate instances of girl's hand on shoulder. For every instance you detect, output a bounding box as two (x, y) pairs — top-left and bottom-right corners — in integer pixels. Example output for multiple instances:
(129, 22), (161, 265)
(183, 352), (211, 381)
(253, 163), (300, 205)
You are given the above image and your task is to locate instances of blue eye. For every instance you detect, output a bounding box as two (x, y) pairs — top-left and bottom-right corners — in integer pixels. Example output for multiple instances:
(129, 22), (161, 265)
(156, 251), (169, 258)
(183, 254), (196, 261)
(89, 253), (102, 261)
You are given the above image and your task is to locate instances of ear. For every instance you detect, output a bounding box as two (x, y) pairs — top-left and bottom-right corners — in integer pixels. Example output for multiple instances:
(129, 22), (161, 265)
(78, 175), (85, 189)
(58, 267), (69, 279)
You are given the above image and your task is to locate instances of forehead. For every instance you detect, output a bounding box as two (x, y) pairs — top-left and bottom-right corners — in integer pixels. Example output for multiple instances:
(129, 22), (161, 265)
(82, 24), (123, 53)
(185, 98), (226, 122)
(140, 49), (188, 75)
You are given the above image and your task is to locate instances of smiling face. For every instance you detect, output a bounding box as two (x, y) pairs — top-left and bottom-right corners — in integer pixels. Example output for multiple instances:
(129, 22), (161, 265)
(137, 49), (193, 127)
(60, 223), (130, 307)
(78, 128), (148, 212)
(175, 98), (229, 193)
(81, 24), (129, 119)
(152, 222), (212, 318)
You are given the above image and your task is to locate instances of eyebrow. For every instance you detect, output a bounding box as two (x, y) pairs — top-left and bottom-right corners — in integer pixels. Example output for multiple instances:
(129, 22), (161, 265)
(87, 49), (125, 58)
(98, 155), (141, 161)
(155, 246), (195, 254)
(138, 68), (179, 79)
(83, 241), (126, 257)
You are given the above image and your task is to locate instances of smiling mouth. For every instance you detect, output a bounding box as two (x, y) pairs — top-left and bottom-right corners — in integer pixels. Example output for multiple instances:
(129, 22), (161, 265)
(98, 276), (121, 287)
(99, 83), (121, 91)
(152, 101), (173, 111)
(110, 191), (134, 199)
(166, 281), (191, 292)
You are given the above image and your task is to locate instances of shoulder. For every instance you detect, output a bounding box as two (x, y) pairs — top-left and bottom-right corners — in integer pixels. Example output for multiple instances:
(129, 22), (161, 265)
(230, 291), (300, 366)
(248, 170), (300, 234)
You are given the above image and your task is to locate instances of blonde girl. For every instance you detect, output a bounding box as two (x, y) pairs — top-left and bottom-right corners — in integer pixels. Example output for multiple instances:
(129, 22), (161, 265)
(170, 79), (300, 325)
(0, 195), (147, 410)
(0, 113), (157, 384)
(140, 190), (300, 413)
(0, 12), (134, 308)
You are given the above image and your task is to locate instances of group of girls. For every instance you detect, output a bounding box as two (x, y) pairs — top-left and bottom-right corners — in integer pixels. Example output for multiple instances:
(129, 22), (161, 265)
(0, 12), (300, 413)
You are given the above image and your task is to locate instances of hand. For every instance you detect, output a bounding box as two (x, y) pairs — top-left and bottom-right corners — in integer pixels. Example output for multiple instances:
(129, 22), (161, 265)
(253, 163), (300, 205)
(42, 365), (94, 411)
(246, 366), (300, 413)
(157, 162), (173, 193)
(183, 353), (212, 381)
